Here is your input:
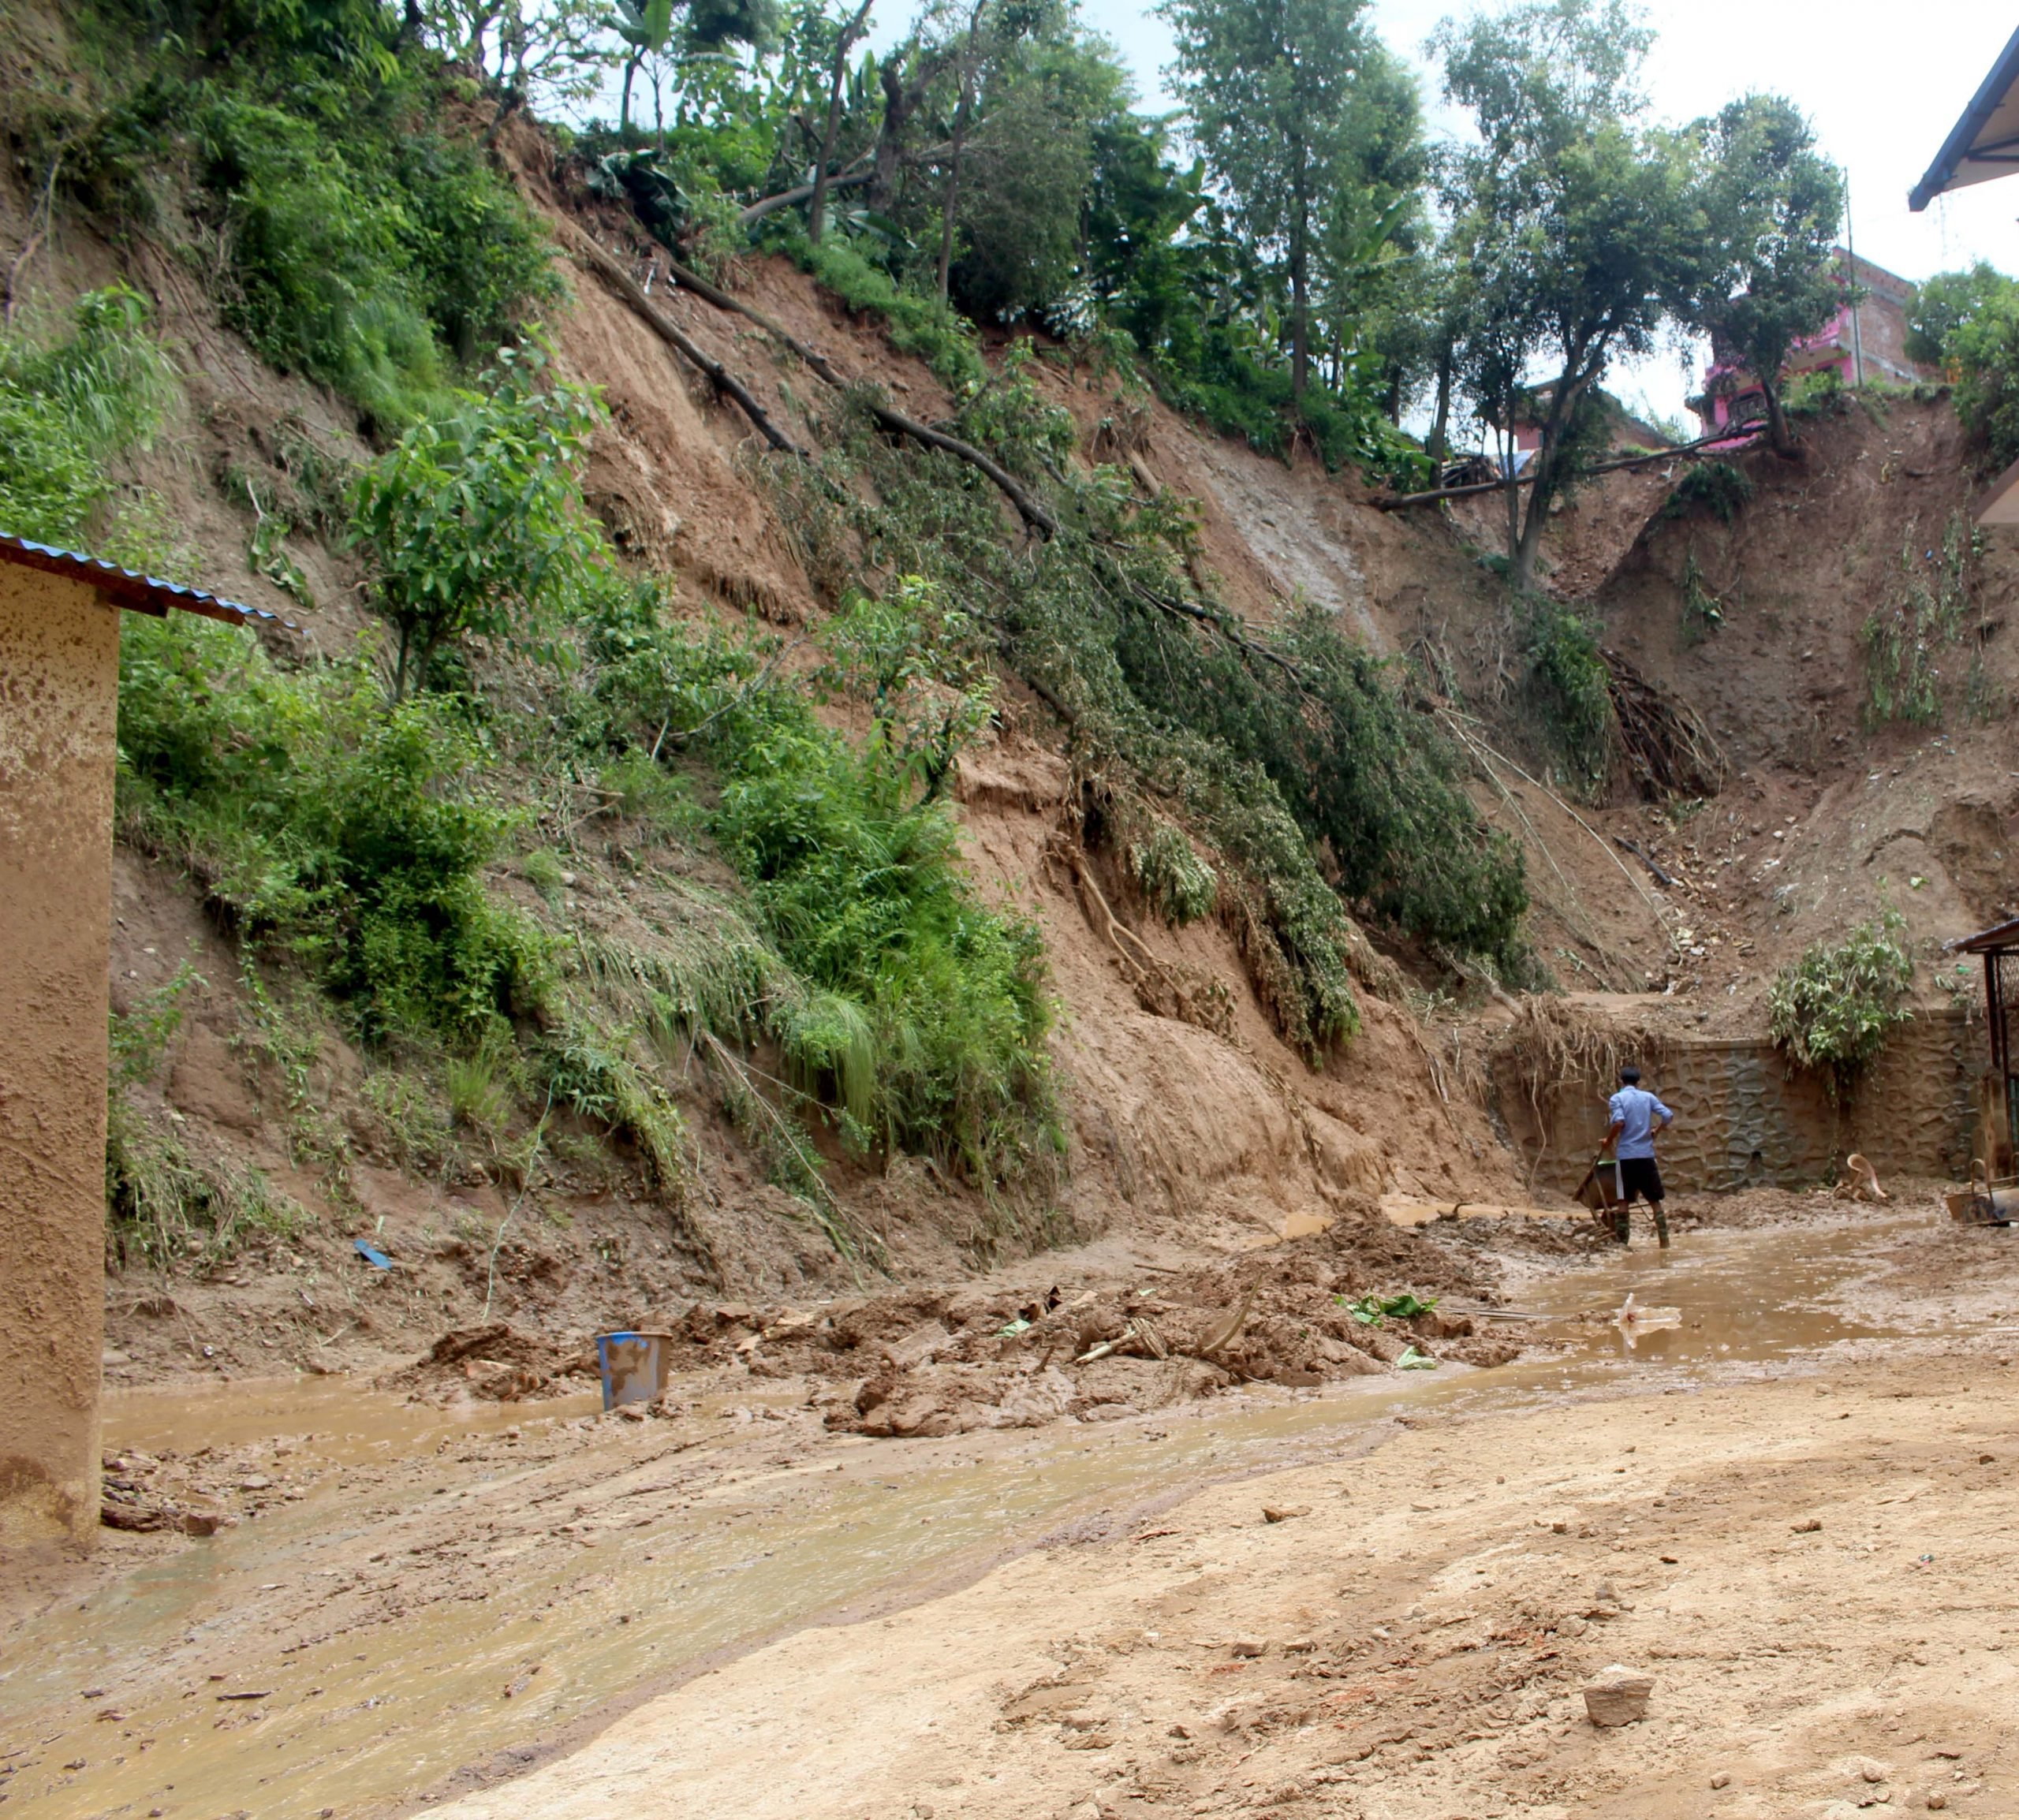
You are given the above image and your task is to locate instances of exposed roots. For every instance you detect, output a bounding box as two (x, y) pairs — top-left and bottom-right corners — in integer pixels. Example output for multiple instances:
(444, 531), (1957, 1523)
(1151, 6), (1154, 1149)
(1493, 998), (1669, 1188)
(1049, 834), (1235, 1039)
(1602, 647), (1726, 800)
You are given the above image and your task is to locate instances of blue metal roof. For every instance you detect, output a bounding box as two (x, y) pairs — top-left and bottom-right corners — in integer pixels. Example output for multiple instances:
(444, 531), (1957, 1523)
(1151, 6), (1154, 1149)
(0, 534), (298, 630)
(1911, 25), (2019, 211)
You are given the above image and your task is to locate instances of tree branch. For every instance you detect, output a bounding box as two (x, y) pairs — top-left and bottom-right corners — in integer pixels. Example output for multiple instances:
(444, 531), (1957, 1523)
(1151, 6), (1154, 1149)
(646, 246), (1057, 536)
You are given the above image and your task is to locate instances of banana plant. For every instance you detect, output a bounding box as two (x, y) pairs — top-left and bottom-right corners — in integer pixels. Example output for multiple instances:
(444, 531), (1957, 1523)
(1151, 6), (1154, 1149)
(609, 0), (677, 131)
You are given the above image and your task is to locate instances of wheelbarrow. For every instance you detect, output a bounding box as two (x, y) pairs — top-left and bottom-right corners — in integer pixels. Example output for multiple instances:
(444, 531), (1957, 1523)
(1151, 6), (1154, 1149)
(1573, 1157), (1626, 1225)
(1944, 1159), (2019, 1227)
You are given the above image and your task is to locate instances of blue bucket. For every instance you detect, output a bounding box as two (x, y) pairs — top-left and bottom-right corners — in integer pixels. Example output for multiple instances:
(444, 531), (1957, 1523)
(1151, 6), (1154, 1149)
(595, 1331), (675, 1410)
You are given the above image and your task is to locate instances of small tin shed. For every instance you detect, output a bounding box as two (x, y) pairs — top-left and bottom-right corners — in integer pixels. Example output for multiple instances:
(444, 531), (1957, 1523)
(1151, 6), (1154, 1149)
(1951, 916), (2019, 1177)
(0, 536), (288, 1550)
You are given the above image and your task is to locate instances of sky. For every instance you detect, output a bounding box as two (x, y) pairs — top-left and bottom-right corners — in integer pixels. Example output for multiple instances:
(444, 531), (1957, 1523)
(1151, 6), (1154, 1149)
(968, 0), (2019, 428)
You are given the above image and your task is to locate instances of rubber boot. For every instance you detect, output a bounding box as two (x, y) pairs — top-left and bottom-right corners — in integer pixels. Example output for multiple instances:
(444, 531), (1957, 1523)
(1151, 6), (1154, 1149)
(1654, 1203), (1670, 1249)
(1612, 1204), (1631, 1246)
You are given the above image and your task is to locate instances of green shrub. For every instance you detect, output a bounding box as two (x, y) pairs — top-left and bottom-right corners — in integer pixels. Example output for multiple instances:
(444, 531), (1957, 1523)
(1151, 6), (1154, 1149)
(394, 133), (563, 363)
(348, 343), (608, 694)
(117, 614), (543, 1044)
(103, 960), (303, 1264)
(1904, 263), (2019, 472)
(0, 285), (178, 549)
(1860, 513), (1974, 728)
(1767, 912), (1913, 1100)
(197, 95), (443, 423)
(1680, 549), (1723, 644)
(1517, 595), (1616, 800)
(1159, 342), (1431, 490)
(1661, 459), (1754, 526)
(578, 582), (1057, 1194)
(816, 576), (995, 804)
(778, 231), (987, 390)
(174, 73), (559, 423)
(1782, 366), (1846, 417)
(1125, 817), (1218, 925)
(545, 1009), (691, 1199)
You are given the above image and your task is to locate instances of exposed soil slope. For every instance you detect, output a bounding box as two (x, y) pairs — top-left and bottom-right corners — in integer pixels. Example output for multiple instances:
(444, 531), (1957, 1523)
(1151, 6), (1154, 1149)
(6, 99), (2013, 1376)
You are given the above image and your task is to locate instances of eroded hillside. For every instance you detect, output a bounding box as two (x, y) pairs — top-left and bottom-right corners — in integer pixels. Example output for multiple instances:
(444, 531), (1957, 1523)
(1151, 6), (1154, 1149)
(2, 68), (2009, 1386)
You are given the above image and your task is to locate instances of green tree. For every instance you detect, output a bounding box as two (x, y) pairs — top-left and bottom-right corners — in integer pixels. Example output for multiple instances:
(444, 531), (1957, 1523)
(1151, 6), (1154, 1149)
(1906, 263), (2019, 472)
(610, 0), (677, 129)
(418, 0), (611, 112)
(1437, 0), (1703, 591)
(1159, 0), (1391, 398)
(807, 0), (878, 242)
(1907, 261), (2019, 367)
(1686, 93), (1845, 458)
(1308, 36), (1427, 409)
(1081, 110), (1206, 361)
(943, 24), (1130, 319)
(349, 344), (606, 696)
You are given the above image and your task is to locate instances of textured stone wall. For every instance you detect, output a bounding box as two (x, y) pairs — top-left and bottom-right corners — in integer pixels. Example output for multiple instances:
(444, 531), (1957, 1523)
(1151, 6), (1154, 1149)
(1495, 1009), (1978, 1196)
(0, 571), (120, 1550)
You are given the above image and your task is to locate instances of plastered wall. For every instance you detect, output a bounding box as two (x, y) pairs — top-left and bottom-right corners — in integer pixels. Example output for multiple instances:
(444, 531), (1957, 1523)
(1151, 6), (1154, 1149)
(1494, 1008), (1978, 1196)
(0, 571), (121, 1548)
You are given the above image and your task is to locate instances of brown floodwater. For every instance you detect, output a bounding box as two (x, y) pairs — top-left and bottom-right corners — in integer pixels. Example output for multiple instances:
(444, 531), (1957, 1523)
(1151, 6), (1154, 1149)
(0, 1213), (1942, 1820)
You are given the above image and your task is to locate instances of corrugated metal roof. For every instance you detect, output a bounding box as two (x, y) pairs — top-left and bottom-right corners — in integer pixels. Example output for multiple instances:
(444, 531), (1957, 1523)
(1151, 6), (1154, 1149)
(1911, 24), (2019, 211)
(0, 534), (299, 630)
(1950, 917), (2019, 955)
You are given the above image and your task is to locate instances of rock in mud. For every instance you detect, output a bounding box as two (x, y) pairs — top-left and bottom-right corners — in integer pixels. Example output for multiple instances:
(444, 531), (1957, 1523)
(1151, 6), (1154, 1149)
(880, 1320), (953, 1369)
(1582, 1665), (1654, 1726)
(992, 1366), (1077, 1429)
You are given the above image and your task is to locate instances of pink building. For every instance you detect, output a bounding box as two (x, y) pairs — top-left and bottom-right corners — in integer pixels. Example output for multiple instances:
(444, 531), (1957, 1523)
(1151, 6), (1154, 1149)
(1689, 252), (1935, 438)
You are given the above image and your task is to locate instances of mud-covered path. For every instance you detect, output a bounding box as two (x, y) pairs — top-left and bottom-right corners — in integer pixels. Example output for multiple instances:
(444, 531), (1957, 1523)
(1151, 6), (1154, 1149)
(4, 1208), (2015, 1820)
(427, 1339), (2019, 1820)
(424, 1210), (2019, 1820)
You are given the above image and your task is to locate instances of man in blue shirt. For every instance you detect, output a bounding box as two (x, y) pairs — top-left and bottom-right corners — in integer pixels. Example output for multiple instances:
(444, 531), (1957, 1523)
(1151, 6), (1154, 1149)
(1602, 1065), (1674, 1248)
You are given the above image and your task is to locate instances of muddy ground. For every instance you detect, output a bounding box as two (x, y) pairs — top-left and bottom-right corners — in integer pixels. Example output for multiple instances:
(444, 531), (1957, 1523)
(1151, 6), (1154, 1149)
(4, 1194), (2015, 1819)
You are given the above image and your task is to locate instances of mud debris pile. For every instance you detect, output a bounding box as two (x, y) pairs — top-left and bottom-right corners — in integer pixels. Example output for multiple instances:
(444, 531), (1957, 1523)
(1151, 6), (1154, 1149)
(382, 1322), (599, 1404)
(389, 1212), (1530, 1434)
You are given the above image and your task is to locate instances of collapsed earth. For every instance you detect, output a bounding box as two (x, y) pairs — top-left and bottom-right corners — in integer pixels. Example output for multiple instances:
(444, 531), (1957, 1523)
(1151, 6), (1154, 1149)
(1, 1), (2017, 1816)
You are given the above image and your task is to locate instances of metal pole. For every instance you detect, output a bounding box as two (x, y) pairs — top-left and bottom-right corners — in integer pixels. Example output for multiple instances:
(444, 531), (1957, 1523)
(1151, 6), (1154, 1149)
(1845, 179), (1865, 387)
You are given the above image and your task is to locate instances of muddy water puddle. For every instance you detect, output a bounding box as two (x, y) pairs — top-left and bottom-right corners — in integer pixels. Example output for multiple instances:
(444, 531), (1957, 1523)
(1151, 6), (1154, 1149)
(0, 1214), (1945, 1819)
(1512, 1208), (1899, 1364)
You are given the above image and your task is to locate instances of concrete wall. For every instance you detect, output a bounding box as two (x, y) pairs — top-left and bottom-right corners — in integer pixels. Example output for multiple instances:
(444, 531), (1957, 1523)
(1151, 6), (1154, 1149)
(1494, 1008), (1978, 1196)
(0, 570), (120, 1548)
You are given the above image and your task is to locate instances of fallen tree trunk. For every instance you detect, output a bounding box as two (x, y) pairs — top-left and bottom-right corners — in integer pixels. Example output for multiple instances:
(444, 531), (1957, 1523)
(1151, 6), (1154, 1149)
(618, 237), (1058, 537)
(735, 164), (874, 227)
(567, 230), (808, 457)
(1372, 427), (1764, 510)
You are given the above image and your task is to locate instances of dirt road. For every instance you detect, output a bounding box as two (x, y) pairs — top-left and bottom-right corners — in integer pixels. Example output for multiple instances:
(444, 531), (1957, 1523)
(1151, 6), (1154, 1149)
(424, 1338), (2019, 1820)
(4, 1206), (2014, 1820)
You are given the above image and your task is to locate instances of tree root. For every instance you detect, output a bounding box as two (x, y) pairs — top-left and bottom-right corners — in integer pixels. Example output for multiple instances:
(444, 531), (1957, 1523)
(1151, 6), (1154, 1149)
(1048, 834), (1233, 1037)
(1601, 646), (1726, 800)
